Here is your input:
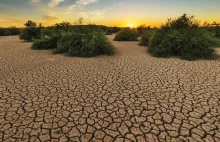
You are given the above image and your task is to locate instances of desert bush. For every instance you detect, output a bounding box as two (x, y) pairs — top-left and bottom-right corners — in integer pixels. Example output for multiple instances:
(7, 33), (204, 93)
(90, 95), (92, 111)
(0, 28), (8, 36)
(203, 22), (220, 39)
(20, 28), (41, 41)
(111, 27), (121, 33)
(0, 27), (20, 36)
(32, 38), (55, 50)
(54, 21), (72, 33)
(139, 30), (154, 46)
(137, 25), (151, 36)
(148, 14), (217, 60)
(105, 28), (113, 35)
(92, 32), (115, 55)
(31, 34), (61, 50)
(53, 32), (83, 54)
(31, 28), (61, 50)
(19, 20), (41, 41)
(40, 28), (62, 39)
(26, 20), (115, 57)
(104, 27), (121, 35)
(54, 32), (114, 57)
(114, 28), (138, 41)
(7, 27), (20, 35)
(214, 26), (220, 38)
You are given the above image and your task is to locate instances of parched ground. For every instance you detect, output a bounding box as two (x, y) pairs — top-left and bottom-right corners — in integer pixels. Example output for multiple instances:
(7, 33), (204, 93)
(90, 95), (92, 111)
(0, 35), (220, 142)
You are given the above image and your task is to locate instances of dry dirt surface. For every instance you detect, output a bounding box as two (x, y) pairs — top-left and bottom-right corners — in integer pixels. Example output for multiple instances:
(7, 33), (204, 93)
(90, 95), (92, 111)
(0, 35), (220, 142)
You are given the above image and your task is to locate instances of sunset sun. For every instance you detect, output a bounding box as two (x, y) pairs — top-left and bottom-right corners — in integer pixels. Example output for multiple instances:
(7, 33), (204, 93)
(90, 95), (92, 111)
(126, 23), (137, 28)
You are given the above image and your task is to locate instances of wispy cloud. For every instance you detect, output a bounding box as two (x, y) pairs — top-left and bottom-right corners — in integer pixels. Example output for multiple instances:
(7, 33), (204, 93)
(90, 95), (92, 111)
(48, 0), (65, 8)
(76, 0), (100, 5)
(30, 0), (64, 8)
(31, 0), (40, 3)
(67, 0), (100, 11)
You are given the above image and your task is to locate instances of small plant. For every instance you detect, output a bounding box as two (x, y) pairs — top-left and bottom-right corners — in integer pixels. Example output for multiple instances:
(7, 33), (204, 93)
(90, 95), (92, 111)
(148, 14), (218, 60)
(114, 28), (138, 41)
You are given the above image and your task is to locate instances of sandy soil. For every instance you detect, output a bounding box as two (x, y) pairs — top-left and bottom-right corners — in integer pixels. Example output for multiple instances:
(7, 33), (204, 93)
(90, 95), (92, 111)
(0, 35), (220, 141)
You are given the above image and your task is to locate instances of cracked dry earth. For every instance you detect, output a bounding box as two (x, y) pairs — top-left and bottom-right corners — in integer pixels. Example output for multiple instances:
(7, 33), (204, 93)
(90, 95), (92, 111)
(0, 35), (220, 142)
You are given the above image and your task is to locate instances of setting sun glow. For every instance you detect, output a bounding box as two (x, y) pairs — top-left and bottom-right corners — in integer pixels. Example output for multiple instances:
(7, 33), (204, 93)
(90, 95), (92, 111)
(126, 23), (137, 28)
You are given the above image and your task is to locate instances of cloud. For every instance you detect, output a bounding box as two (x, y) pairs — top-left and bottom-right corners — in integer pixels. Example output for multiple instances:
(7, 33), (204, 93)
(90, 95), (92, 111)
(76, 0), (100, 5)
(48, 0), (65, 8)
(31, 0), (40, 3)
(42, 15), (59, 20)
(67, 5), (76, 11)
(67, 0), (100, 11)
(29, 0), (63, 8)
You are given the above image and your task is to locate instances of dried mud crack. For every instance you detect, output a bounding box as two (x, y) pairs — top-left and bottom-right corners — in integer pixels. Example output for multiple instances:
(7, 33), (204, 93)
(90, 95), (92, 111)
(0, 35), (220, 142)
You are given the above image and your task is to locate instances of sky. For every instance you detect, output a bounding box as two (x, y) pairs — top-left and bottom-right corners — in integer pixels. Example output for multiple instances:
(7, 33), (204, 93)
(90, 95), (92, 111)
(0, 0), (220, 27)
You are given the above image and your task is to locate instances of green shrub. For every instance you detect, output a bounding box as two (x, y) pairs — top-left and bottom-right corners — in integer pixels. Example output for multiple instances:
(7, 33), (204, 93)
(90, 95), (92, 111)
(217, 39), (220, 47)
(148, 14), (218, 60)
(54, 32), (83, 54)
(93, 32), (115, 55)
(0, 28), (8, 36)
(137, 25), (151, 36)
(54, 21), (72, 33)
(0, 27), (19, 36)
(54, 32), (114, 57)
(7, 27), (20, 35)
(203, 22), (220, 39)
(20, 28), (41, 41)
(114, 28), (138, 41)
(27, 20), (115, 57)
(32, 38), (54, 50)
(139, 30), (154, 46)
(31, 37), (60, 50)
(105, 28), (113, 35)
(31, 28), (61, 50)
(19, 21), (41, 41)
(214, 26), (220, 38)
(111, 27), (121, 33)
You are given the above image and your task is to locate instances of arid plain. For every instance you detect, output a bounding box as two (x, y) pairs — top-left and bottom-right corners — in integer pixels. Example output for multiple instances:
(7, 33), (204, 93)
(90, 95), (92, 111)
(0, 35), (220, 141)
